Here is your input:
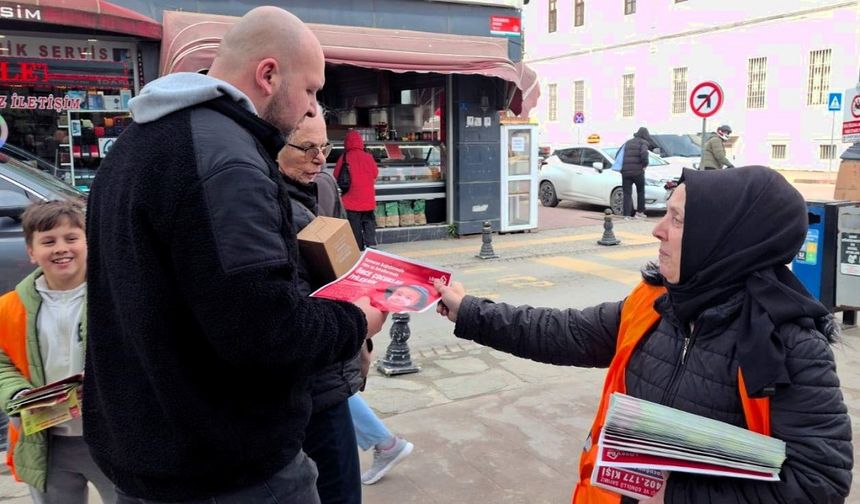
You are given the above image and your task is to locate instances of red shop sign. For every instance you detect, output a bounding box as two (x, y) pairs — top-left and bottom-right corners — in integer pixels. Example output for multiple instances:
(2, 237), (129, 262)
(489, 15), (521, 37)
(0, 61), (49, 84)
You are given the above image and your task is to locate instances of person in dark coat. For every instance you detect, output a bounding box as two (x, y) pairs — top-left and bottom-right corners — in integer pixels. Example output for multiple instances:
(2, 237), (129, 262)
(84, 8), (386, 502)
(434, 166), (853, 503)
(334, 130), (379, 250)
(278, 112), (367, 504)
(620, 127), (656, 218)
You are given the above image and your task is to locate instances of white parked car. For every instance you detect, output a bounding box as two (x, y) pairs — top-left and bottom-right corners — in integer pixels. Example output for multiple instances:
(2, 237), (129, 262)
(539, 145), (682, 215)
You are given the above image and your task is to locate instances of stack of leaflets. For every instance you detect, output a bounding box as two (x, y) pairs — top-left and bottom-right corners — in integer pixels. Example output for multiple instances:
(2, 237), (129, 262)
(592, 393), (786, 500)
(7, 374), (83, 436)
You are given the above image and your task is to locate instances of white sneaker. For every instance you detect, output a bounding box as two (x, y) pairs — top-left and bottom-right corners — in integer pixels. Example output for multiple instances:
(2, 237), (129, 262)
(361, 437), (414, 485)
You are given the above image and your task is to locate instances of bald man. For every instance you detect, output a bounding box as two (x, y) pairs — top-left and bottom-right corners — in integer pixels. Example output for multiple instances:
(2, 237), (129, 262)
(84, 7), (386, 503)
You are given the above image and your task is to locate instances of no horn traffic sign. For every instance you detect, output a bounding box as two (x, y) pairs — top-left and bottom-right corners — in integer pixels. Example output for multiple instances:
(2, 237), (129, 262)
(689, 81), (724, 119)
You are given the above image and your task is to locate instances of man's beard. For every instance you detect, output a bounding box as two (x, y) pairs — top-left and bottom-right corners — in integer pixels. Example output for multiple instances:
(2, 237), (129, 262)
(261, 86), (295, 138)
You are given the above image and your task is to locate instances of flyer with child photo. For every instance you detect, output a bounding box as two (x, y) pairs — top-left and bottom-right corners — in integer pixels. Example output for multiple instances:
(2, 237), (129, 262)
(310, 249), (451, 313)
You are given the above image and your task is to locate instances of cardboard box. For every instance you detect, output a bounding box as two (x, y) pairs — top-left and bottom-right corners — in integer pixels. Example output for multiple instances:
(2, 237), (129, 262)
(297, 216), (360, 283)
(835, 160), (860, 201)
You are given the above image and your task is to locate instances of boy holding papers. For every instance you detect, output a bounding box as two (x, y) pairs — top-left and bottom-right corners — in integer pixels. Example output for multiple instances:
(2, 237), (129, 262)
(0, 200), (116, 503)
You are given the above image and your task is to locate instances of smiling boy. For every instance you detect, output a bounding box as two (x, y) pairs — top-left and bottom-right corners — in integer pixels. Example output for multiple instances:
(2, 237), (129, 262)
(0, 200), (116, 503)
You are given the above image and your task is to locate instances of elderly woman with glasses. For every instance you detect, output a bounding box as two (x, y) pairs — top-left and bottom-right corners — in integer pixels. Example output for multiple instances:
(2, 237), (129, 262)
(333, 129), (380, 250)
(277, 113), (367, 504)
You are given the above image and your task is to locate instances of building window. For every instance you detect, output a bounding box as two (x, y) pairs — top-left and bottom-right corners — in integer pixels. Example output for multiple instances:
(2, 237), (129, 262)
(625, 0), (636, 15)
(574, 80), (585, 116)
(672, 67), (688, 114)
(771, 144), (787, 160)
(747, 57), (767, 109)
(820, 144), (837, 160)
(574, 0), (585, 27)
(548, 0), (557, 33)
(622, 73), (635, 117)
(807, 49), (832, 106)
(675, 0), (687, 2)
(548, 83), (558, 121)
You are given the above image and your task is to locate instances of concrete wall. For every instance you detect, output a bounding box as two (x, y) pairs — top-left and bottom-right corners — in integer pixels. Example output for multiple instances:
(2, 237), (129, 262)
(523, 0), (860, 169)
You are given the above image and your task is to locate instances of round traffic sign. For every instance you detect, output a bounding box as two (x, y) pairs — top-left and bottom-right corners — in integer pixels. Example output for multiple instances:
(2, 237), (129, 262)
(689, 81), (724, 118)
(852, 95), (860, 119)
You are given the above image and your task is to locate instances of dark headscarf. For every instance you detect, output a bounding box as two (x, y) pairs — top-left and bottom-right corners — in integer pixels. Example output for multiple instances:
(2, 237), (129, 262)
(666, 166), (829, 397)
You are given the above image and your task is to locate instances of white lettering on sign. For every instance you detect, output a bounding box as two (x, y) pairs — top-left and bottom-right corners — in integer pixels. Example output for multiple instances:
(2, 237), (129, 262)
(0, 4), (41, 21)
(0, 93), (82, 112)
(0, 35), (132, 62)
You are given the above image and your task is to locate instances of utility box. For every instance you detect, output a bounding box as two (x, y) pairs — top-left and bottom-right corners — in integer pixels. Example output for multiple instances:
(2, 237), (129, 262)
(836, 203), (860, 312)
(793, 201), (853, 308)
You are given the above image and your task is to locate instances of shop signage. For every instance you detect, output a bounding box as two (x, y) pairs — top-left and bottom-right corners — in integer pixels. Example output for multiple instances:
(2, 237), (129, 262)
(0, 61), (48, 83)
(0, 93), (83, 112)
(0, 3), (41, 21)
(0, 35), (130, 62)
(587, 134), (601, 144)
(490, 15), (521, 37)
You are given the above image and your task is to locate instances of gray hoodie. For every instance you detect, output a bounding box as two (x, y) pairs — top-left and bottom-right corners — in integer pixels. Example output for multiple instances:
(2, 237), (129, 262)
(128, 72), (257, 124)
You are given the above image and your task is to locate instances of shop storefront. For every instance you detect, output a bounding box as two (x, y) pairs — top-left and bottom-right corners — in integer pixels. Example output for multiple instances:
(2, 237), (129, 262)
(158, 9), (538, 240)
(0, 0), (161, 190)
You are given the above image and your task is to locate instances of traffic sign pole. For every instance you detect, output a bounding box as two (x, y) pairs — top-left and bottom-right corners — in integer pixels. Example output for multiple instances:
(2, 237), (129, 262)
(830, 111), (836, 172)
(700, 118), (707, 170)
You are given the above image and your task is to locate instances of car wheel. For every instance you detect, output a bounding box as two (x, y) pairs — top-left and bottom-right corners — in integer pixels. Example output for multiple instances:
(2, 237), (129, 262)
(540, 181), (559, 207)
(610, 187), (624, 215)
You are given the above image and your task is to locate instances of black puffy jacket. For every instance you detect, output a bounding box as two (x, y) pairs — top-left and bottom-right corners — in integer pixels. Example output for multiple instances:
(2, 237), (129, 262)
(284, 177), (363, 413)
(453, 279), (852, 503)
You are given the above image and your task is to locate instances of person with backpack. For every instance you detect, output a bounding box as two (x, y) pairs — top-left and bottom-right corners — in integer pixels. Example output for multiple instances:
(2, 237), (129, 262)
(335, 130), (379, 250)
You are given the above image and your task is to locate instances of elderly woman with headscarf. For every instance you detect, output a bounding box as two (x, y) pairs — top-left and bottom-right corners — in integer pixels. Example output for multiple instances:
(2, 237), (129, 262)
(434, 166), (852, 503)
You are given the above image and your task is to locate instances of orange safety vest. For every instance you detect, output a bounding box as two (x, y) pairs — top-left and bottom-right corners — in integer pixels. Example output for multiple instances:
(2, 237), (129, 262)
(0, 291), (32, 480)
(571, 281), (771, 503)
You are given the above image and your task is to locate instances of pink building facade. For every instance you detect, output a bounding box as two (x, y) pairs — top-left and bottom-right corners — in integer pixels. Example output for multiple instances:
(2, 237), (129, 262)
(523, 0), (860, 170)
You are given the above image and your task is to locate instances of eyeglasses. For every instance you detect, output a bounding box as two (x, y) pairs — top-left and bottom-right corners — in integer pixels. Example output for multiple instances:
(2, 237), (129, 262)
(287, 142), (333, 160)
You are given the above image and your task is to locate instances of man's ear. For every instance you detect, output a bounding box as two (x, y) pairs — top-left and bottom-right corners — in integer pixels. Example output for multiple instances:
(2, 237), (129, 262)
(256, 58), (279, 97)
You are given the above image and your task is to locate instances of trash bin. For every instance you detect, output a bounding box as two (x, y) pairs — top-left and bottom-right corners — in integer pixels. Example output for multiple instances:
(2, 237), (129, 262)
(836, 203), (860, 325)
(792, 200), (854, 309)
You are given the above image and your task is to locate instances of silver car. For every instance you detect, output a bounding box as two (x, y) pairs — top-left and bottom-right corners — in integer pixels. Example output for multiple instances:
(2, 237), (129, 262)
(539, 145), (682, 215)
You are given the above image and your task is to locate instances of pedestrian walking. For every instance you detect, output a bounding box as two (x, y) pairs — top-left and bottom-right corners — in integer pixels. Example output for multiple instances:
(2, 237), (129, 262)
(278, 112), (368, 504)
(0, 201), (117, 503)
(84, 7), (385, 503)
(335, 130), (379, 250)
(701, 125), (735, 170)
(348, 394), (414, 485)
(620, 127), (655, 219)
(434, 166), (852, 503)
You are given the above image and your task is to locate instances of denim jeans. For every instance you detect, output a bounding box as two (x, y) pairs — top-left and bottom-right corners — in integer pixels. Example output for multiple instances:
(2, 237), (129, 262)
(348, 394), (391, 452)
(116, 451), (319, 504)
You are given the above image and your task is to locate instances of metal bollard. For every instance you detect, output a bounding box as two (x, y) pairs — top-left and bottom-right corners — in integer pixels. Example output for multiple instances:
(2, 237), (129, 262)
(476, 221), (499, 259)
(377, 313), (421, 376)
(597, 209), (621, 246)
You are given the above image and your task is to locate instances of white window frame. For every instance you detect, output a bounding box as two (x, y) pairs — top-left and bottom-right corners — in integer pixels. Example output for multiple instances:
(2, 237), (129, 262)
(807, 49), (832, 106)
(747, 57), (767, 109)
(547, 83), (558, 122)
(622, 73), (635, 118)
(672, 67), (687, 114)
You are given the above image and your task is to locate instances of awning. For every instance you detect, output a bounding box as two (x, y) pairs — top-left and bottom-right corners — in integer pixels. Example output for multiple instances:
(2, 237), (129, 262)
(159, 10), (538, 116)
(1, 0), (162, 39)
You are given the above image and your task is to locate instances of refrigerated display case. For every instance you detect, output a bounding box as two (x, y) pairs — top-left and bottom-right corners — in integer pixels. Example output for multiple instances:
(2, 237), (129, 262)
(326, 141), (446, 226)
(500, 124), (538, 232)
